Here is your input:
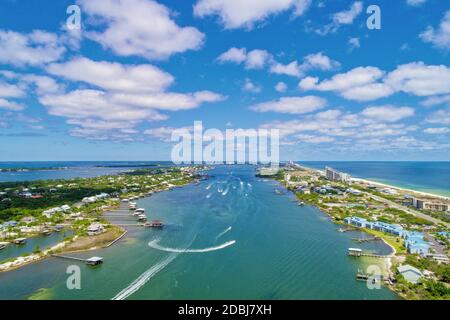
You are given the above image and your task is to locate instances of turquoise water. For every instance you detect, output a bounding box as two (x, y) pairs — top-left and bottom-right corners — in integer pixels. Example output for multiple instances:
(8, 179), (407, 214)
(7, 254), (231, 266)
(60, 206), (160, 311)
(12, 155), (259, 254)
(302, 161), (450, 197)
(0, 166), (397, 300)
(0, 161), (171, 182)
(0, 230), (73, 262)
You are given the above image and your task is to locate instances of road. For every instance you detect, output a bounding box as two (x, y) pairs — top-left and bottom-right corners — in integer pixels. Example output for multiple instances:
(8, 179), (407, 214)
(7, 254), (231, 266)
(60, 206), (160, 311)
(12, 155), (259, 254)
(365, 192), (450, 228)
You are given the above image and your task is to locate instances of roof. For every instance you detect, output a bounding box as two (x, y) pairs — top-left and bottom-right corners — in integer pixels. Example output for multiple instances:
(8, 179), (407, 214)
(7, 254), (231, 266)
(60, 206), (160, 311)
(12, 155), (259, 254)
(86, 256), (103, 262)
(397, 264), (422, 275)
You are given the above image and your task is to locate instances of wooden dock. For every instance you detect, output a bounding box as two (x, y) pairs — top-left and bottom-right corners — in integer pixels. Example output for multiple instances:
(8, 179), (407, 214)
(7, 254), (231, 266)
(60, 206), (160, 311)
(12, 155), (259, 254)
(351, 237), (380, 243)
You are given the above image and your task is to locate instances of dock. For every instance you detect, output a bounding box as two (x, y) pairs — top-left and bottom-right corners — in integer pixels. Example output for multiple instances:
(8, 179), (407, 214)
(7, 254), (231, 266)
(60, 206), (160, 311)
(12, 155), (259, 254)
(351, 236), (380, 243)
(51, 254), (104, 265)
(348, 248), (390, 259)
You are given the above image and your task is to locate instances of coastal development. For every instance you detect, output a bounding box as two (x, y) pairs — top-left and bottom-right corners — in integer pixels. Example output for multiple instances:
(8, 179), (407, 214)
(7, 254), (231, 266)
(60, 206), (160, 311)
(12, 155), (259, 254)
(0, 166), (208, 273)
(261, 163), (450, 299)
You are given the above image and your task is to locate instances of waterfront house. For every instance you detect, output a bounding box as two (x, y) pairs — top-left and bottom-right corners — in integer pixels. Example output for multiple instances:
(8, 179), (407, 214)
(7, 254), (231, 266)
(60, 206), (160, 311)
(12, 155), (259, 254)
(397, 264), (423, 284)
(87, 223), (105, 236)
(404, 231), (430, 255)
(426, 254), (450, 264)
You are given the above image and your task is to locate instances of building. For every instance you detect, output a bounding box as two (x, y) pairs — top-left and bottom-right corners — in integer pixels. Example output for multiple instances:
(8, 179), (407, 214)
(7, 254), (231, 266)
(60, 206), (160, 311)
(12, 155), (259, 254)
(344, 216), (371, 228)
(397, 265), (423, 284)
(426, 254), (450, 264)
(325, 167), (350, 182)
(404, 231), (430, 256)
(87, 223), (105, 236)
(412, 198), (449, 212)
(256, 167), (279, 177)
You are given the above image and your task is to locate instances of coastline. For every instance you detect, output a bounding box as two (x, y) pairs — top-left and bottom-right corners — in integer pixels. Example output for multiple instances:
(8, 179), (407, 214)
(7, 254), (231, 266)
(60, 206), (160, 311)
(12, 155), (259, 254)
(0, 173), (201, 274)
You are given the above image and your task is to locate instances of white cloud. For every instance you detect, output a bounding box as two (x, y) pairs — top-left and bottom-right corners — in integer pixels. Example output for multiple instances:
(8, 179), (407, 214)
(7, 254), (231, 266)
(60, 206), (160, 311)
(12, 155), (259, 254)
(420, 11), (450, 51)
(0, 30), (65, 66)
(426, 108), (450, 125)
(361, 105), (415, 122)
(242, 78), (262, 93)
(275, 82), (288, 93)
(217, 48), (271, 69)
(333, 1), (363, 25)
(0, 98), (24, 111)
(407, 0), (428, 7)
(296, 134), (335, 143)
(78, 0), (204, 60)
(424, 127), (449, 134)
(385, 62), (450, 96)
(249, 96), (326, 114)
(245, 49), (271, 69)
(193, 0), (311, 29)
(217, 47), (247, 64)
(270, 60), (302, 77)
(302, 52), (340, 71)
(21, 75), (62, 95)
(0, 81), (25, 98)
(421, 95), (450, 107)
(300, 62), (450, 101)
(315, 1), (363, 35)
(47, 57), (174, 93)
(348, 37), (360, 50)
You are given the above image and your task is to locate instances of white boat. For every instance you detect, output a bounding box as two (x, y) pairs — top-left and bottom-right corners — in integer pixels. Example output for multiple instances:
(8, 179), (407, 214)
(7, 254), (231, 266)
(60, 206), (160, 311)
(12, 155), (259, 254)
(137, 214), (147, 222)
(0, 242), (7, 250)
(135, 208), (145, 214)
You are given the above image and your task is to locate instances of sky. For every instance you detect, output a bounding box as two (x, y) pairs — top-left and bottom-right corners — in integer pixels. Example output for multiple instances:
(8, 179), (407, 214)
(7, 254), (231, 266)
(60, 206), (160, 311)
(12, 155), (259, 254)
(0, 0), (449, 161)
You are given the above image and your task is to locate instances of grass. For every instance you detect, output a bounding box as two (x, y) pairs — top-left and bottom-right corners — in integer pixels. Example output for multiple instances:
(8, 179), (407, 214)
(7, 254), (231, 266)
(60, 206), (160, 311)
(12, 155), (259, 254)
(363, 228), (407, 254)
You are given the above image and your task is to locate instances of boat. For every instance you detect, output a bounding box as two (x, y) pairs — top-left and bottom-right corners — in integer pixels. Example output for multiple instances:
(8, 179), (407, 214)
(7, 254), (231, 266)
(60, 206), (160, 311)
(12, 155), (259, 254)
(137, 214), (147, 222)
(299, 202), (305, 206)
(135, 208), (145, 214)
(0, 242), (7, 250)
(42, 229), (52, 236)
(144, 220), (164, 228)
(13, 238), (27, 245)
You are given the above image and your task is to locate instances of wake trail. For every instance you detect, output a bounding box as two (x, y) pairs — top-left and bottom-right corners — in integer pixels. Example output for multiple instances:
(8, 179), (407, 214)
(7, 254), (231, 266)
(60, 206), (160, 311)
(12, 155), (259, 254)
(148, 239), (236, 253)
(112, 253), (177, 300)
(215, 226), (232, 241)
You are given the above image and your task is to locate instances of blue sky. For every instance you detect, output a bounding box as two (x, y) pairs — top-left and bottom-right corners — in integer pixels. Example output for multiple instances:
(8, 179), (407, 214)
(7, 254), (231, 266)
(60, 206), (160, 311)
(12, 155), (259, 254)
(0, 0), (449, 161)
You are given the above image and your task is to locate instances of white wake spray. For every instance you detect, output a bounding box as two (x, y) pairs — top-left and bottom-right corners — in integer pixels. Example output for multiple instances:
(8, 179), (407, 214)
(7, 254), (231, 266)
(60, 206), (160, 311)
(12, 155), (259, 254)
(112, 253), (177, 300)
(215, 226), (232, 241)
(148, 238), (236, 253)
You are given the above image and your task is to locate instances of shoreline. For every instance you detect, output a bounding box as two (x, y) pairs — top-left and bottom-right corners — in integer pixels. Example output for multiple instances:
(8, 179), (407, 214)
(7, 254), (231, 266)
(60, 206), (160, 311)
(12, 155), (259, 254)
(296, 163), (450, 201)
(0, 173), (201, 274)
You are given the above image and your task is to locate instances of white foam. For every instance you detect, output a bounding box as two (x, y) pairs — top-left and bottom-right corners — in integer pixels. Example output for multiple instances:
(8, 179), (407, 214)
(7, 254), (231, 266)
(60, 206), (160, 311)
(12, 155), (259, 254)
(148, 239), (236, 253)
(206, 193), (213, 199)
(222, 187), (229, 196)
(215, 226), (232, 240)
(112, 253), (177, 300)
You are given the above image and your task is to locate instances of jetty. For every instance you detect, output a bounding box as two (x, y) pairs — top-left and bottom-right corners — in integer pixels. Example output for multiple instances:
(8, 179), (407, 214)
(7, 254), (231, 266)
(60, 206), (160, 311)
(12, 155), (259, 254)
(51, 254), (104, 266)
(348, 248), (390, 259)
(351, 236), (380, 243)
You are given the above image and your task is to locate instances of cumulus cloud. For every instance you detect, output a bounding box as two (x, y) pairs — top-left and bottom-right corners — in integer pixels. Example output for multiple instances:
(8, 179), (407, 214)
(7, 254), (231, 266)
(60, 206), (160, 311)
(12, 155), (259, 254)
(421, 95), (450, 107)
(217, 47), (271, 69)
(275, 82), (288, 93)
(333, 1), (363, 25)
(300, 62), (450, 101)
(360, 105), (415, 122)
(385, 62), (450, 96)
(0, 29), (65, 67)
(193, 0), (312, 29)
(47, 57), (174, 93)
(78, 0), (204, 60)
(420, 11), (450, 51)
(249, 96), (326, 114)
(0, 98), (24, 111)
(270, 60), (302, 77)
(426, 108), (450, 125)
(242, 78), (262, 93)
(424, 127), (449, 134)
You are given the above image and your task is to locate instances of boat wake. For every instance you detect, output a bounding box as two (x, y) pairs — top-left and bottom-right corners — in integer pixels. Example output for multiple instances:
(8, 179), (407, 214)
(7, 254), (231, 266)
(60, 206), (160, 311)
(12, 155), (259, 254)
(148, 238), (236, 253)
(112, 253), (177, 300)
(215, 226), (232, 241)
(222, 187), (229, 196)
(206, 193), (213, 199)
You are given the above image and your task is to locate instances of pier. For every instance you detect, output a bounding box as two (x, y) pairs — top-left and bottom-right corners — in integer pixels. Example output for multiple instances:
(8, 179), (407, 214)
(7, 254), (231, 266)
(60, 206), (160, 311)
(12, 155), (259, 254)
(51, 254), (104, 265)
(348, 248), (390, 259)
(351, 236), (380, 243)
